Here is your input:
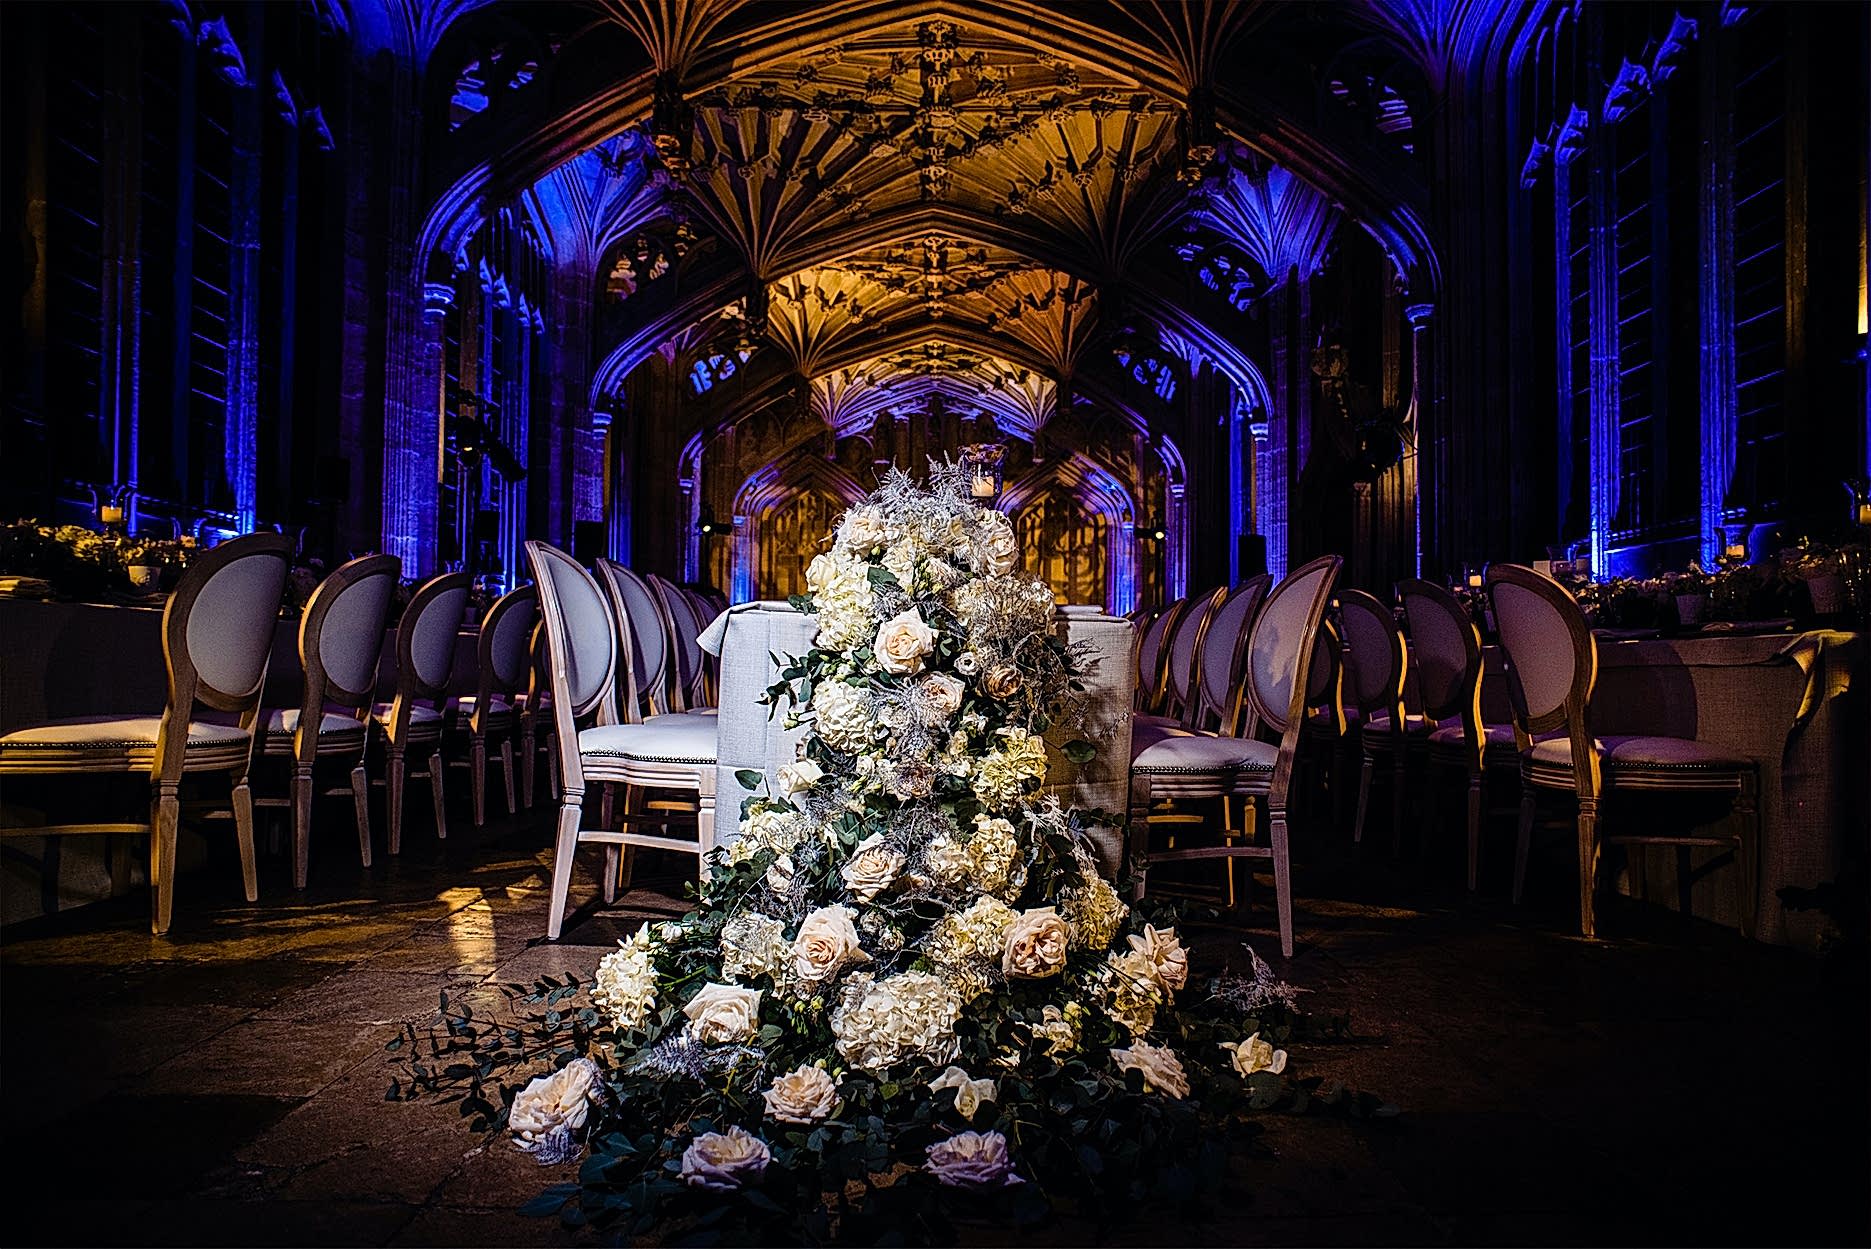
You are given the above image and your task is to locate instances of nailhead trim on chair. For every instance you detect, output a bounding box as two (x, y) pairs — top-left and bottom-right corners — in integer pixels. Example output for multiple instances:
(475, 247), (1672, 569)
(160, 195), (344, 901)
(582, 750), (716, 765)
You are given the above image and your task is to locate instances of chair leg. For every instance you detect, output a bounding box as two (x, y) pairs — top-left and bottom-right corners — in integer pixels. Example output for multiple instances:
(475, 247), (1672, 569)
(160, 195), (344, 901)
(151, 780), (180, 935)
(292, 765), (314, 890)
(471, 734), (487, 827)
(500, 737), (517, 816)
(1512, 787), (1535, 904)
(599, 783), (615, 833)
(602, 846), (621, 906)
(545, 732), (561, 801)
(1734, 774), (1760, 940)
(428, 747), (448, 843)
(1465, 771), (1483, 892)
(233, 777), (258, 903)
(1576, 795), (1600, 939)
(520, 721), (537, 809)
(545, 794), (583, 941)
(1270, 802), (1294, 959)
(1391, 753), (1406, 858)
(618, 785), (639, 891)
(695, 769), (717, 884)
(1127, 773), (1153, 902)
(351, 762), (373, 869)
(1352, 754), (1374, 844)
(386, 747), (406, 856)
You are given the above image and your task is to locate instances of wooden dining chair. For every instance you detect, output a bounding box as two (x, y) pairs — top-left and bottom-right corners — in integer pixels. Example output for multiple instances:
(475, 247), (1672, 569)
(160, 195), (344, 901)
(518, 618), (561, 810)
(598, 560), (677, 719)
(0, 532), (291, 933)
(373, 571), (470, 855)
(1400, 578), (1517, 890)
(648, 573), (714, 712)
(1486, 564), (1761, 938)
(449, 585), (536, 827)
(1129, 555), (1342, 957)
(527, 541), (719, 940)
(1297, 616), (1349, 828)
(1133, 597), (1190, 715)
(1188, 576), (1273, 734)
(258, 553), (400, 889)
(1340, 589), (1427, 852)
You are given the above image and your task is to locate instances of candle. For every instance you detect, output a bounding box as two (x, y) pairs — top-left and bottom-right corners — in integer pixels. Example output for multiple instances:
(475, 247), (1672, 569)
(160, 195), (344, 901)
(1858, 502), (1871, 527)
(971, 475), (995, 498)
(1725, 543), (1748, 561)
(99, 505), (123, 525)
(1467, 572), (1483, 589)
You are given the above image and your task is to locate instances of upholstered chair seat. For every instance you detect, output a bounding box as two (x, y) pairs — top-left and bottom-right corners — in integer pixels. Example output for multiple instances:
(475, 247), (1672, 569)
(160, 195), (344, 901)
(0, 716), (252, 772)
(262, 708), (368, 738)
(1360, 711), (1432, 740)
(449, 694), (514, 719)
(578, 717), (718, 767)
(1426, 721), (1518, 754)
(1524, 734), (1751, 790)
(372, 702), (444, 732)
(1131, 727), (1277, 778)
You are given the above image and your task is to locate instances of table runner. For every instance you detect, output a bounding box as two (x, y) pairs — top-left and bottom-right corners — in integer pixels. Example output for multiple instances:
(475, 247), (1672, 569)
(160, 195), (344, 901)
(700, 603), (1137, 879)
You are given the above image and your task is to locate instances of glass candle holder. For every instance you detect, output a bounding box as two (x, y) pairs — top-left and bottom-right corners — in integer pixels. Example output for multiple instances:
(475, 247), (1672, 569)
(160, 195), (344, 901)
(962, 443), (1006, 505)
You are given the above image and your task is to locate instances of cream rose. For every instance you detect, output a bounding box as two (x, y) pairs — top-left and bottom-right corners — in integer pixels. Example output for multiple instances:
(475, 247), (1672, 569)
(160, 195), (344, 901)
(765, 853), (796, 895)
(979, 516), (1020, 575)
(1126, 924), (1189, 992)
(873, 607), (936, 675)
(919, 672), (965, 721)
(1002, 907), (1070, 979)
(683, 982), (763, 1044)
(509, 1057), (602, 1155)
(839, 506), (888, 555)
(927, 1066), (999, 1119)
(804, 552), (840, 595)
(1218, 1031), (1288, 1078)
(1111, 1040), (1190, 1098)
(763, 1065), (841, 1125)
(924, 1130), (1022, 1189)
(840, 834), (904, 901)
(680, 1125), (770, 1191)
(776, 759), (823, 798)
(981, 662), (1023, 700)
(792, 904), (870, 983)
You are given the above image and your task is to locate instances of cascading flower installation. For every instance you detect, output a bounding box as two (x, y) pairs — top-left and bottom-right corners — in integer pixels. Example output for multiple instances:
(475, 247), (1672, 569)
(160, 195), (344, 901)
(395, 464), (1382, 1244)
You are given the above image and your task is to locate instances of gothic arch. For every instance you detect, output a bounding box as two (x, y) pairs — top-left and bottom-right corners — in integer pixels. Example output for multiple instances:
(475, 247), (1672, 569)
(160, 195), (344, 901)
(729, 453), (870, 602)
(1000, 452), (1140, 614)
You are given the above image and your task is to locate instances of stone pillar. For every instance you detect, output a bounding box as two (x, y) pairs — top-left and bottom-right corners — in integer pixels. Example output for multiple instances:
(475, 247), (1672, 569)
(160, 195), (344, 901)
(1698, 21), (1738, 565)
(1406, 301), (1438, 581)
(225, 35), (263, 534)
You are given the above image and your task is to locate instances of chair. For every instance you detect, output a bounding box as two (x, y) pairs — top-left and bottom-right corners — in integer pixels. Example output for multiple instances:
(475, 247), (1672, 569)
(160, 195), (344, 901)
(374, 571), (470, 855)
(1486, 564), (1760, 938)
(599, 560), (678, 718)
(450, 586), (537, 826)
(1187, 576), (1273, 733)
(1400, 578), (1516, 890)
(1129, 555), (1342, 957)
(527, 541), (718, 940)
(518, 619), (561, 810)
(1133, 597), (1190, 715)
(1297, 617), (1349, 827)
(1340, 589), (1428, 851)
(648, 573), (714, 711)
(1144, 586), (1226, 729)
(0, 532), (290, 933)
(258, 553), (399, 889)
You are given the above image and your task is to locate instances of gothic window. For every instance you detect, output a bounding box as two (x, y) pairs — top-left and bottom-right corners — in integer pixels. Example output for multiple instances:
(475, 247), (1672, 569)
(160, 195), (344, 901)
(689, 351), (743, 394)
(1014, 487), (1106, 608)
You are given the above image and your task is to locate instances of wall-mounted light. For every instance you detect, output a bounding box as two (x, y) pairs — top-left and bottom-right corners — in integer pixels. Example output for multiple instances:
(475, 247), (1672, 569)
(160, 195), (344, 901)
(1140, 519), (1168, 543)
(697, 512), (735, 537)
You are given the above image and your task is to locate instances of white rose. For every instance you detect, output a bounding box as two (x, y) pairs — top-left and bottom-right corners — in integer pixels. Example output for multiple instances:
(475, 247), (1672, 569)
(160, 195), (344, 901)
(765, 853), (796, 894)
(919, 672), (965, 721)
(1126, 924), (1189, 992)
(882, 539), (919, 588)
(509, 1057), (602, 1154)
(873, 607), (936, 675)
(792, 904), (870, 983)
(1218, 1031), (1288, 1078)
(839, 506), (888, 555)
(776, 759), (823, 798)
(979, 515), (1020, 576)
(840, 833), (905, 901)
(954, 651), (981, 676)
(924, 1130), (1022, 1190)
(805, 552), (840, 595)
(1002, 907), (1070, 979)
(763, 1065), (841, 1125)
(927, 1065), (999, 1119)
(683, 982), (763, 1044)
(680, 1125), (770, 1191)
(1111, 1040), (1190, 1099)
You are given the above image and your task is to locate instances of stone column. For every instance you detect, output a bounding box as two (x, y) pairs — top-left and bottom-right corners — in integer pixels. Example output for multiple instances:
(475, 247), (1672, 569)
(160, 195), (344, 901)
(225, 34), (263, 534)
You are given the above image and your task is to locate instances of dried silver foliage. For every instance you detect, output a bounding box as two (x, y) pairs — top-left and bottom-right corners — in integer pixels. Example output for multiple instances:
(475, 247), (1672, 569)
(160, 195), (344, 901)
(627, 1031), (764, 1083)
(1206, 943), (1307, 1014)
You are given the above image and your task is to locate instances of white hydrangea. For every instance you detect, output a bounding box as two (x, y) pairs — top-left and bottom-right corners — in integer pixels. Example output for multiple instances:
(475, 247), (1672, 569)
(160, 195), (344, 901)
(830, 971), (963, 1071)
(725, 805), (807, 866)
(814, 560), (878, 652)
(811, 680), (875, 755)
(1094, 948), (1165, 1037)
(720, 911), (791, 984)
(970, 727), (1049, 807)
(592, 924), (660, 1033)
(1059, 871), (1129, 951)
(926, 895), (1017, 969)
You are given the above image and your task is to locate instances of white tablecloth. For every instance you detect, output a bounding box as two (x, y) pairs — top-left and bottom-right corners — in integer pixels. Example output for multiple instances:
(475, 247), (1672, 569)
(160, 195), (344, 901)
(699, 603), (1137, 878)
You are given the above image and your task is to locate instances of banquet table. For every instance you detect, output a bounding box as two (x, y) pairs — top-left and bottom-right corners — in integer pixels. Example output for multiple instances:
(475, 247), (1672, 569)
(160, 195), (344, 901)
(699, 602), (1138, 879)
(1475, 628), (1868, 946)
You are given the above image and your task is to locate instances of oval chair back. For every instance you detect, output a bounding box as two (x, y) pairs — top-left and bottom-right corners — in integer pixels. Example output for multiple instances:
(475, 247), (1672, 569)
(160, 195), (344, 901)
(164, 532), (294, 732)
(682, 587), (722, 704)
(1336, 589), (1408, 725)
(1163, 586), (1226, 722)
(1134, 597), (1189, 713)
(648, 573), (705, 711)
(1484, 564), (1596, 748)
(1304, 618), (1346, 735)
(296, 554), (400, 737)
(1397, 578), (1482, 729)
(472, 586), (538, 734)
(603, 560), (674, 716)
(525, 541), (620, 799)
(386, 571), (471, 732)
(1243, 555), (1344, 751)
(1194, 575), (1272, 733)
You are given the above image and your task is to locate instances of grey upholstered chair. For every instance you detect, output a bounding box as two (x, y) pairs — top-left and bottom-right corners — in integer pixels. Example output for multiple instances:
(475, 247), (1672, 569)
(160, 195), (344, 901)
(258, 553), (400, 889)
(0, 532), (291, 933)
(374, 571), (470, 855)
(1486, 563), (1760, 937)
(528, 542), (719, 940)
(1129, 555), (1342, 957)
(1132, 597), (1190, 715)
(449, 585), (536, 826)
(1338, 589), (1425, 851)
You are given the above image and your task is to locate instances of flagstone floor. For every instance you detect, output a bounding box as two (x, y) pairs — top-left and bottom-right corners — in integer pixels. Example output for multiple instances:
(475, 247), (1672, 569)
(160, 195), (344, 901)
(3, 799), (1865, 1247)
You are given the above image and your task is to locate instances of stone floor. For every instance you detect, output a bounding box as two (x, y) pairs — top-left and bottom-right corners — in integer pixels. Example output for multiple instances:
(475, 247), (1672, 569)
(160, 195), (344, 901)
(2, 794), (1865, 1247)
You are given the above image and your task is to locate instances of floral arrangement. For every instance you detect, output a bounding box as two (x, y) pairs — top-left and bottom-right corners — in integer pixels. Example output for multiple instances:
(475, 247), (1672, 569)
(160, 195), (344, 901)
(391, 465), (1389, 1243)
(0, 521), (193, 599)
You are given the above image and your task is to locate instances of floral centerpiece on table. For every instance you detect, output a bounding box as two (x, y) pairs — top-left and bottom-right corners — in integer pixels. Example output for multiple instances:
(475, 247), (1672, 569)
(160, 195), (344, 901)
(0, 521), (193, 599)
(392, 465), (1388, 1243)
